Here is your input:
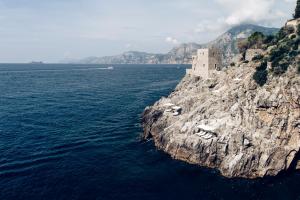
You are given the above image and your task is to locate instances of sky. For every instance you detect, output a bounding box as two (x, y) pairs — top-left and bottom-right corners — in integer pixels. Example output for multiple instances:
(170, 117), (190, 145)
(0, 0), (297, 63)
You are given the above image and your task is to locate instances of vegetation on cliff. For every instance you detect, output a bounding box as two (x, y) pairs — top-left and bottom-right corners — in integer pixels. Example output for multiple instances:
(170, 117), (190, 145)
(253, 61), (268, 86)
(294, 0), (300, 19)
(238, 0), (300, 86)
(238, 22), (300, 86)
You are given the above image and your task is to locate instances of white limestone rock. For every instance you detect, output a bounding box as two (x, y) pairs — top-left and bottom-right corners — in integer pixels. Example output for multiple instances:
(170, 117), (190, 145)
(142, 62), (300, 179)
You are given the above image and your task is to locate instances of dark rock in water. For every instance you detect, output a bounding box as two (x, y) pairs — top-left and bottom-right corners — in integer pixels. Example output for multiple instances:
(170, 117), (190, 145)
(142, 108), (164, 139)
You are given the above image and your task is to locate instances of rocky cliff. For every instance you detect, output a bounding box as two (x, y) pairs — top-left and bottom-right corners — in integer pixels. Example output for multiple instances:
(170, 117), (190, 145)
(142, 22), (300, 179)
(71, 24), (278, 66)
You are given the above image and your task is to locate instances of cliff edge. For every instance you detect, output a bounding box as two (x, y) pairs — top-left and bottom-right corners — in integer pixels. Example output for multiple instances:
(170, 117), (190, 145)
(142, 22), (300, 179)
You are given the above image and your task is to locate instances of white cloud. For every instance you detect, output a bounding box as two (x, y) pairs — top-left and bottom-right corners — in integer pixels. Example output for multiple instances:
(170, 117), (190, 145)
(0, 0), (296, 62)
(284, 0), (296, 3)
(125, 43), (132, 48)
(194, 18), (227, 33)
(194, 0), (295, 38)
(216, 0), (288, 26)
(63, 51), (72, 59)
(165, 37), (179, 45)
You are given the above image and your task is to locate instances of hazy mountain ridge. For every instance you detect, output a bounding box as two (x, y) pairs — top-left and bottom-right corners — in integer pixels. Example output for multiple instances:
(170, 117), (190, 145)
(70, 24), (279, 65)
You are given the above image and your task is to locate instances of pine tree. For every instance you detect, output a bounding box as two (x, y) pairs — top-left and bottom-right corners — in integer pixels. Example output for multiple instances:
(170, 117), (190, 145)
(294, 0), (300, 19)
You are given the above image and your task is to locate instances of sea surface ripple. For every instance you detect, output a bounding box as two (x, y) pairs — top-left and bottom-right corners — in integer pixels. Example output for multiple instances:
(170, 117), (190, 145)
(0, 64), (300, 200)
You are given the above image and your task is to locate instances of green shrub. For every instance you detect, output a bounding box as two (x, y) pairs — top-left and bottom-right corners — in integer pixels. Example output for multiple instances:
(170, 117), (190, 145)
(264, 35), (275, 45)
(298, 62), (300, 74)
(252, 54), (264, 61)
(295, 0), (300, 19)
(243, 60), (249, 64)
(269, 43), (291, 63)
(252, 61), (269, 86)
(280, 44), (292, 55)
(257, 61), (268, 71)
(242, 52), (246, 60)
(272, 60), (290, 75)
(237, 39), (249, 55)
(248, 32), (265, 49)
(286, 39), (295, 47)
(289, 50), (298, 57)
(293, 38), (300, 50)
(297, 24), (300, 35)
(276, 28), (288, 41)
(280, 37), (289, 43)
(291, 34), (297, 39)
(253, 69), (268, 86)
(230, 62), (235, 67)
(268, 42), (292, 75)
(269, 48), (284, 62)
(292, 44), (298, 50)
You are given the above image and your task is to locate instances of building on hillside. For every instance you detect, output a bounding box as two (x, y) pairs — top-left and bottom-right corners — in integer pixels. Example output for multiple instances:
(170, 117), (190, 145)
(186, 48), (222, 79)
(286, 18), (300, 28)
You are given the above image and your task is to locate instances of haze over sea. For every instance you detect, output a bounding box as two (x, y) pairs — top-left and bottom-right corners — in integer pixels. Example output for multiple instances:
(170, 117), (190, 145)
(1, 64), (300, 200)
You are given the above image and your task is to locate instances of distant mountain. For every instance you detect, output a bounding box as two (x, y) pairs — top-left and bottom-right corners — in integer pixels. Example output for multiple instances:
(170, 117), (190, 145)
(74, 51), (165, 64)
(69, 24), (279, 65)
(204, 24), (279, 64)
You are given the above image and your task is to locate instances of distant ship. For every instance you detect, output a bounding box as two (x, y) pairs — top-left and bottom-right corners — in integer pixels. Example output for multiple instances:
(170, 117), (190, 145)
(107, 66), (114, 70)
(30, 61), (44, 64)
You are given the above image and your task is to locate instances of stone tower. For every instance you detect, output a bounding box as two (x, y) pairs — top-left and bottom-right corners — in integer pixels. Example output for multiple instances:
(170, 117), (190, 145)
(186, 48), (222, 79)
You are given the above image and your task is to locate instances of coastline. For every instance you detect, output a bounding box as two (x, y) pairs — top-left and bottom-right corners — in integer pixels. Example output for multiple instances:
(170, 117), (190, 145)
(142, 64), (300, 178)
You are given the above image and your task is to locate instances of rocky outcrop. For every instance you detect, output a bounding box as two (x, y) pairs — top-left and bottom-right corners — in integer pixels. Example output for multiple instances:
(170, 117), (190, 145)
(142, 62), (300, 178)
(245, 49), (264, 61)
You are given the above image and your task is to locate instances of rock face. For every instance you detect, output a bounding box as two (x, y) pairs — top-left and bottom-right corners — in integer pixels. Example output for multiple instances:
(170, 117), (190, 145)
(245, 49), (264, 62)
(142, 63), (300, 178)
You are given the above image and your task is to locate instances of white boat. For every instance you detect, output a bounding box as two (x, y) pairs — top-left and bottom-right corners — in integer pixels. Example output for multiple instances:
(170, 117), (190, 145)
(107, 66), (114, 70)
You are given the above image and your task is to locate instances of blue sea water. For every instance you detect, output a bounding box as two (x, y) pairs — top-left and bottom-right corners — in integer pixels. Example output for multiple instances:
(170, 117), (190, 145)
(0, 64), (300, 200)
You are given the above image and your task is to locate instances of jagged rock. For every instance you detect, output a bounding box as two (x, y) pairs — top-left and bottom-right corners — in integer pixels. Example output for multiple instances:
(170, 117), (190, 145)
(243, 138), (251, 147)
(142, 64), (300, 178)
(297, 161), (300, 170)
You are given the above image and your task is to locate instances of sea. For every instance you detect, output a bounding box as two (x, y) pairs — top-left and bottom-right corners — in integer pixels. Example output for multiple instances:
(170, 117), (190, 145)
(0, 64), (300, 200)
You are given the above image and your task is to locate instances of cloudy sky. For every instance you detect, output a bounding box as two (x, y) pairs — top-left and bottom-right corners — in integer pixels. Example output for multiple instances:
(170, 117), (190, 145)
(0, 0), (297, 63)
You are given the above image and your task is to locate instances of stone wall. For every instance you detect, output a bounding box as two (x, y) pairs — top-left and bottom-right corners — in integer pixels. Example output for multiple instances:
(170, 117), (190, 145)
(189, 49), (209, 79)
(187, 48), (222, 79)
(286, 19), (300, 28)
(208, 48), (222, 71)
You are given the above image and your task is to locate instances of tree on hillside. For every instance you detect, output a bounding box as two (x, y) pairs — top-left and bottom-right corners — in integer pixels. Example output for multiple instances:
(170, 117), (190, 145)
(237, 39), (249, 60)
(294, 0), (300, 19)
(248, 32), (265, 49)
